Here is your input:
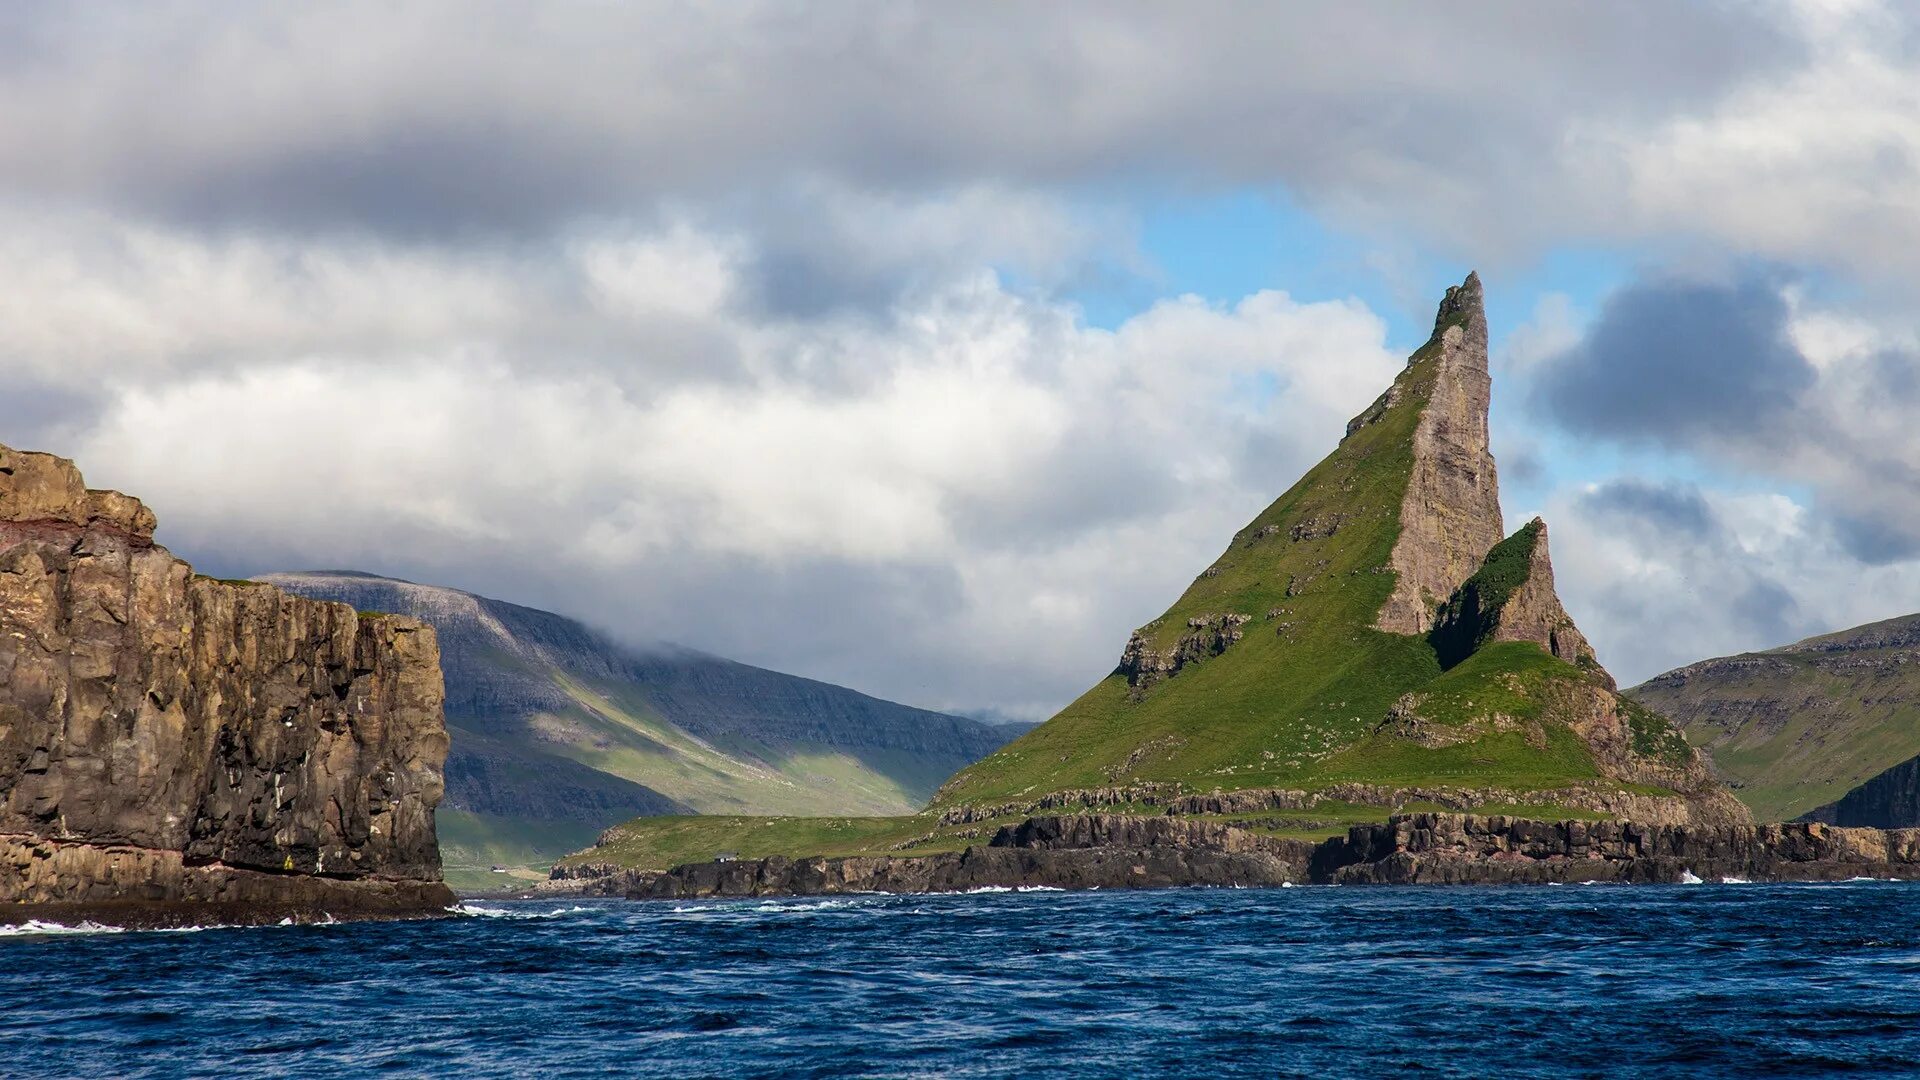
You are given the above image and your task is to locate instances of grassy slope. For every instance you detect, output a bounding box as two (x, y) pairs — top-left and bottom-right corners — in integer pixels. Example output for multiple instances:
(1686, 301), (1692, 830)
(1635, 651), (1920, 822)
(437, 810), (602, 892)
(506, 671), (936, 817)
(935, 335), (1445, 804)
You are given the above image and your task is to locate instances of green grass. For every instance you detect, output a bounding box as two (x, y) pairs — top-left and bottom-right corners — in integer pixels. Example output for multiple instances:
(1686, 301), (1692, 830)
(560, 813), (1026, 872)
(935, 340), (1444, 805)
(1633, 642), (1920, 821)
(437, 810), (602, 893)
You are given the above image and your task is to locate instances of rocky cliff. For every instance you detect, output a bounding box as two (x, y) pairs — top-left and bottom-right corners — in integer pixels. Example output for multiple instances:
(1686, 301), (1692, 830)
(1367, 272), (1505, 635)
(556, 811), (1920, 898)
(1632, 612), (1920, 822)
(0, 445), (452, 924)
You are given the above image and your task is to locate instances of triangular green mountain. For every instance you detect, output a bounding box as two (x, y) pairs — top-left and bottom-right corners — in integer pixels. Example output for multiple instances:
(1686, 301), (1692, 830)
(564, 275), (1747, 876)
(932, 273), (1744, 826)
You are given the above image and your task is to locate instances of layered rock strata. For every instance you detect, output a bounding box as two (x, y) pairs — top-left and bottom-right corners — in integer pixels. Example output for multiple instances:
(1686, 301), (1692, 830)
(0, 443), (453, 924)
(558, 812), (1920, 898)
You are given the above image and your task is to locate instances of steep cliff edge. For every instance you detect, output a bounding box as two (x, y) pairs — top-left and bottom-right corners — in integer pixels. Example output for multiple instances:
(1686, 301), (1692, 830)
(0, 444), (453, 924)
(1369, 273), (1505, 635)
(1633, 612), (1920, 822)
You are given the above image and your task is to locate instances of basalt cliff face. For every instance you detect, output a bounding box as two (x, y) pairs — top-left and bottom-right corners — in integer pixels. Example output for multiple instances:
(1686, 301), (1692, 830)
(0, 444), (452, 925)
(1367, 275), (1505, 636)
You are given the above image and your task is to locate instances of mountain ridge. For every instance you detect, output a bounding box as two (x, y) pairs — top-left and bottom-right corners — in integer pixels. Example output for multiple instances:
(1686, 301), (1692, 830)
(255, 571), (1025, 885)
(1632, 612), (1920, 823)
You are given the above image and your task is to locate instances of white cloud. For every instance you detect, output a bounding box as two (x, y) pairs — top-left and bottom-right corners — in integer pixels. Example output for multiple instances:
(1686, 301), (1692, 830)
(33, 209), (1398, 715)
(1552, 481), (1920, 685)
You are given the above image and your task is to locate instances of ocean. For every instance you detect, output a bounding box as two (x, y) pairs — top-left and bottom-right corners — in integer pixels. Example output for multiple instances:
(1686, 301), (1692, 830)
(6, 882), (1920, 1078)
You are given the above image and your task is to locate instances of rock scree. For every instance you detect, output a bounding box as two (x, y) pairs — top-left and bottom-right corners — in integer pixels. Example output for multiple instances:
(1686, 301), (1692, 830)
(0, 442), (454, 926)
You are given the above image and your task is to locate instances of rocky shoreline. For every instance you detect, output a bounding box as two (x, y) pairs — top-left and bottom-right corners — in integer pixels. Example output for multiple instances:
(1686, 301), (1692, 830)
(0, 834), (455, 928)
(553, 813), (1920, 899)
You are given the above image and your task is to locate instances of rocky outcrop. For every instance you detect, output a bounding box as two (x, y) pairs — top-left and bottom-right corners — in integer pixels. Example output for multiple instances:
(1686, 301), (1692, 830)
(0, 444), (453, 923)
(556, 810), (1920, 898)
(563, 814), (1319, 898)
(1114, 613), (1251, 694)
(1372, 273), (1505, 634)
(1320, 813), (1920, 885)
(1429, 519), (1604, 680)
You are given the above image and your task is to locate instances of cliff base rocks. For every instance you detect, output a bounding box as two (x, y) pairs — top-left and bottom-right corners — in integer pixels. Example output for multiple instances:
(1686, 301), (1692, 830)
(557, 812), (1920, 899)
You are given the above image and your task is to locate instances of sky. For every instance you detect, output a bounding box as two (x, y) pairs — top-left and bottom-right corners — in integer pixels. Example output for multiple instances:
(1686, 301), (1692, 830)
(5, 1), (1920, 719)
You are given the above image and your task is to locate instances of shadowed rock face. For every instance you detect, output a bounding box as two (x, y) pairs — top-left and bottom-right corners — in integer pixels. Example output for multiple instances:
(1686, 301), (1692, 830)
(0, 443), (452, 922)
(1373, 272), (1504, 635)
(1806, 754), (1920, 828)
(1430, 518), (1607, 683)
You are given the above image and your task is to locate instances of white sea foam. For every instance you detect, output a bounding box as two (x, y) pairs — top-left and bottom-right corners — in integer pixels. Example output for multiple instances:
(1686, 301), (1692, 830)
(961, 886), (1013, 894)
(1015, 886), (1065, 892)
(1720, 876), (1752, 885)
(1678, 870), (1704, 884)
(451, 902), (591, 919)
(0, 919), (127, 938)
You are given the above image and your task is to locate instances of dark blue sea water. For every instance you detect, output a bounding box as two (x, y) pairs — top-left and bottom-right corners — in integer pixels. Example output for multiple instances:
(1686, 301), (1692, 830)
(6, 883), (1920, 1078)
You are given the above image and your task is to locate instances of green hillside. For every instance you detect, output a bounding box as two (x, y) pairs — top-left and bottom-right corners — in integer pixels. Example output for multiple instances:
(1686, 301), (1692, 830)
(933, 326), (1447, 803)
(1632, 613), (1920, 822)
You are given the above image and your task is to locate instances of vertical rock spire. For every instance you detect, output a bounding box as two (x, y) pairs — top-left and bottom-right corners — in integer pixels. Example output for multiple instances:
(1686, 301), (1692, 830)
(1374, 272), (1505, 635)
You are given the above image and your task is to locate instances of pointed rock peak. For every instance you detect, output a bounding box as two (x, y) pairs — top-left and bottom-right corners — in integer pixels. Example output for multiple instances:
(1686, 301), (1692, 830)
(1432, 270), (1484, 335)
(0, 441), (157, 540)
(1430, 517), (1614, 688)
(1372, 274), (1503, 634)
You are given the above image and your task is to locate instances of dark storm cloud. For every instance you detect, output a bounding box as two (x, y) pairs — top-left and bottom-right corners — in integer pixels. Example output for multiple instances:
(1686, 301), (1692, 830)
(0, 3), (1800, 237)
(1834, 509), (1920, 566)
(1579, 479), (1717, 540)
(1534, 272), (1817, 445)
(0, 381), (104, 452)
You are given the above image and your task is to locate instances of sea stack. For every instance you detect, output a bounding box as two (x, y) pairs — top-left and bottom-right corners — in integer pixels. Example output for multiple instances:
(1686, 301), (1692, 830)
(0, 443), (454, 926)
(935, 272), (1748, 829)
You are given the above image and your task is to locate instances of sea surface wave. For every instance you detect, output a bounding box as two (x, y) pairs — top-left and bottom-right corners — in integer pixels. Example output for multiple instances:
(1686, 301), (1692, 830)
(7, 883), (1920, 1077)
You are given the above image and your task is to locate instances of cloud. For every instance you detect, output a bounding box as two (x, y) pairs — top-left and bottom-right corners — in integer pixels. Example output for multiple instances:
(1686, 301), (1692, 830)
(1532, 270), (1816, 444)
(1547, 480), (1920, 684)
(38, 212), (1399, 716)
(0, 3), (1799, 252)
(1529, 265), (1920, 571)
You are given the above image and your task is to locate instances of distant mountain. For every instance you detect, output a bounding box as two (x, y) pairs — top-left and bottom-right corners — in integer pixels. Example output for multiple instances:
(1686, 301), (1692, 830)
(256, 571), (1025, 883)
(1631, 613), (1920, 824)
